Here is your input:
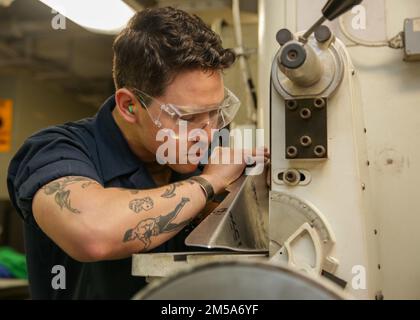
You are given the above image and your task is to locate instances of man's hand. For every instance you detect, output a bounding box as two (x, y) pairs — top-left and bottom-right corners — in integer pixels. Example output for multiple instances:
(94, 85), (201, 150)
(201, 147), (269, 194)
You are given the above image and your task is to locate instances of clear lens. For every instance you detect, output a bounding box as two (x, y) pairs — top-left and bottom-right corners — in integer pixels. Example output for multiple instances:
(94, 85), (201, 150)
(131, 87), (241, 131)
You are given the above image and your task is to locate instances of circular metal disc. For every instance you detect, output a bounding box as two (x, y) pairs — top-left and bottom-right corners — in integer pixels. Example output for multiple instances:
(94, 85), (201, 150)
(133, 261), (343, 300)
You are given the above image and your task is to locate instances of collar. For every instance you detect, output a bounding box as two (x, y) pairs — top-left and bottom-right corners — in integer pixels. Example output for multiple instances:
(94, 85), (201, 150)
(94, 95), (143, 182)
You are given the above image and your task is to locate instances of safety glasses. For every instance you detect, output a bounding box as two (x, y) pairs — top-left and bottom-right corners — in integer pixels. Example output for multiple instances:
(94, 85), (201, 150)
(130, 87), (241, 131)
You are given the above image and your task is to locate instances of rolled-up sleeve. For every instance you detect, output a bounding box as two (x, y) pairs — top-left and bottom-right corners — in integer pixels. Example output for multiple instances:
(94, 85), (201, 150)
(7, 128), (101, 224)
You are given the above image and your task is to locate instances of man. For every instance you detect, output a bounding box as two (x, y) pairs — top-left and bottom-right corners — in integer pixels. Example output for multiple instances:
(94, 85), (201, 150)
(7, 7), (267, 299)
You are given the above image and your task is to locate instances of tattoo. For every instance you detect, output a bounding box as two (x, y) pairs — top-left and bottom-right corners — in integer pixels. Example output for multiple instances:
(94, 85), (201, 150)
(160, 183), (181, 198)
(123, 197), (191, 249)
(43, 176), (96, 214)
(129, 197), (154, 213)
(81, 181), (99, 189)
(117, 188), (140, 195)
(160, 180), (195, 198)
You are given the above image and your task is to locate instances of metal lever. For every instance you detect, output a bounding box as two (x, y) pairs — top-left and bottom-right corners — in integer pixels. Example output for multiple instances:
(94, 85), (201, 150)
(300, 0), (363, 43)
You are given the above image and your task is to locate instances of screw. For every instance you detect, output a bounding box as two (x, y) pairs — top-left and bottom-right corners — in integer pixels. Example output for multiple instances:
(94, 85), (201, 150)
(283, 169), (300, 186)
(314, 145), (326, 158)
(314, 98), (325, 109)
(286, 146), (298, 158)
(300, 108), (312, 119)
(285, 172), (297, 183)
(300, 136), (312, 147)
(286, 100), (298, 111)
(375, 292), (384, 300)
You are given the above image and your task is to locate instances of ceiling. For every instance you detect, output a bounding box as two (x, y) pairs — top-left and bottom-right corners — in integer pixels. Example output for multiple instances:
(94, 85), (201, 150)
(0, 0), (257, 107)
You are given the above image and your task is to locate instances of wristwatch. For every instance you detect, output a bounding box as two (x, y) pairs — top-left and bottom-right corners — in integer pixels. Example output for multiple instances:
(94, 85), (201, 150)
(189, 176), (215, 203)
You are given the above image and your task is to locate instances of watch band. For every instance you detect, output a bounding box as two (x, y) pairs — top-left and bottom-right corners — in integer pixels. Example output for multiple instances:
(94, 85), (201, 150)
(189, 176), (215, 203)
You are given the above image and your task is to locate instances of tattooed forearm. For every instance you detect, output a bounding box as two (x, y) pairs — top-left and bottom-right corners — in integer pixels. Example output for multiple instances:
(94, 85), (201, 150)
(160, 180), (195, 198)
(117, 188), (140, 195)
(81, 181), (100, 189)
(160, 183), (180, 198)
(123, 197), (191, 249)
(43, 176), (97, 214)
(129, 197), (154, 213)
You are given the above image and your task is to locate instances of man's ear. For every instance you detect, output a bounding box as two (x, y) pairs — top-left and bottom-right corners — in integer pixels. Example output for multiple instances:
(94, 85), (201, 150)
(115, 88), (139, 124)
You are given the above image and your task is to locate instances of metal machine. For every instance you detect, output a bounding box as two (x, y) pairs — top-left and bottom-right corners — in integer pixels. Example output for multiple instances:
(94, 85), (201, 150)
(268, 0), (381, 299)
(132, 0), (382, 300)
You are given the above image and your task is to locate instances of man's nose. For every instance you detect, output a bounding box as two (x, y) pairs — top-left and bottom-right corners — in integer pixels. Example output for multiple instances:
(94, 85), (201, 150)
(188, 127), (211, 142)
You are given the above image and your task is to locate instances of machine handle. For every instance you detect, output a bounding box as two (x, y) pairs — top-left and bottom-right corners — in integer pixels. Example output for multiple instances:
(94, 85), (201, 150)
(322, 0), (363, 21)
(300, 0), (363, 42)
(284, 222), (323, 276)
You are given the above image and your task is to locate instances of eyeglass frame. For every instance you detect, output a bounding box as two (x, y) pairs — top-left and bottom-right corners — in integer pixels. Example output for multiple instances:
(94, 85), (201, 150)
(128, 87), (241, 130)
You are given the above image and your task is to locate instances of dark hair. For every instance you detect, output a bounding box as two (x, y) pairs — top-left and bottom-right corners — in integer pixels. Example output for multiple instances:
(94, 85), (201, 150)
(112, 7), (236, 97)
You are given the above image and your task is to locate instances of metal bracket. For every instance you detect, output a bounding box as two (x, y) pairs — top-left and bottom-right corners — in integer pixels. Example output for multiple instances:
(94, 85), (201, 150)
(285, 97), (328, 160)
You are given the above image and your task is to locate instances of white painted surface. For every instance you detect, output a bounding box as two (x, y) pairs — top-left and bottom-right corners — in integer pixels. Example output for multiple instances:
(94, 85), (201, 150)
(349, 0), (420, 299)
(270, 39), (380, 299)
(259, 0), (420, 299)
